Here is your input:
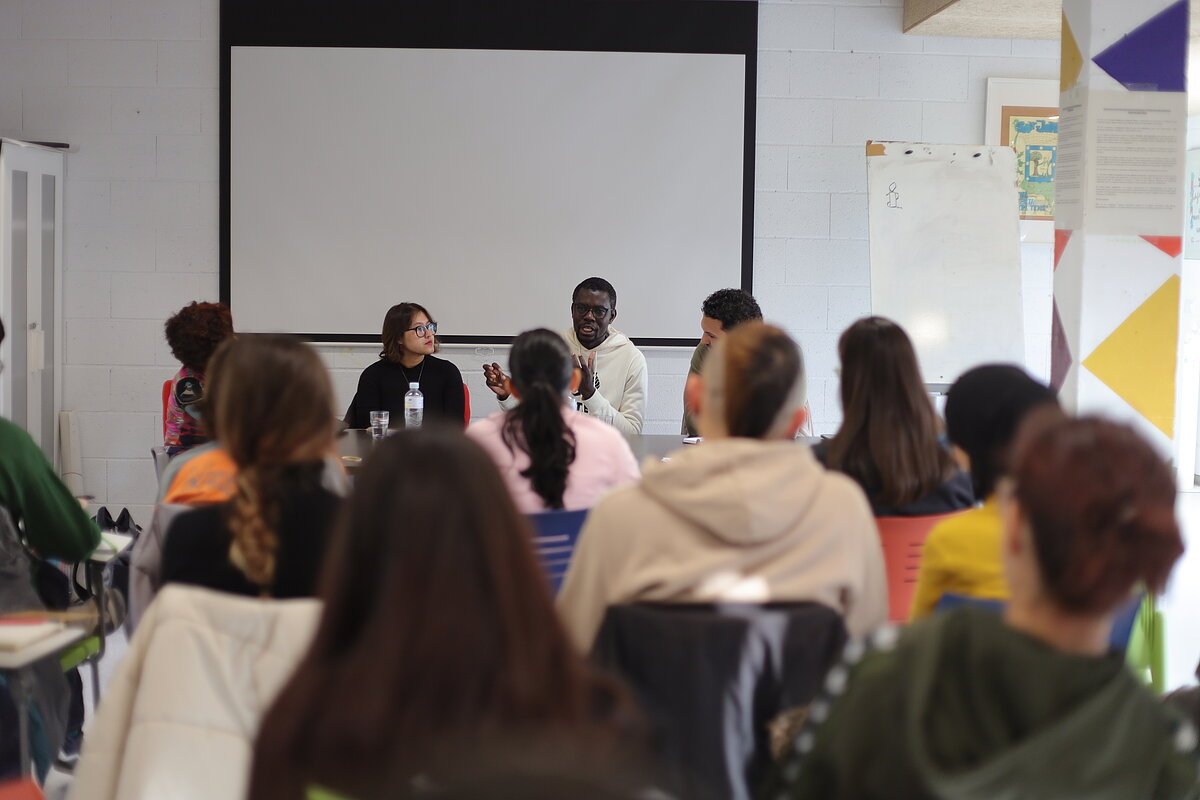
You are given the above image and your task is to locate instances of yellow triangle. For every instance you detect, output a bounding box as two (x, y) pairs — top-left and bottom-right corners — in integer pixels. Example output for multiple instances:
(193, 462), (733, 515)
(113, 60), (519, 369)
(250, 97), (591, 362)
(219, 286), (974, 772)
(1061, 12), (1083, 92)
(1082, 275), (1180, 438)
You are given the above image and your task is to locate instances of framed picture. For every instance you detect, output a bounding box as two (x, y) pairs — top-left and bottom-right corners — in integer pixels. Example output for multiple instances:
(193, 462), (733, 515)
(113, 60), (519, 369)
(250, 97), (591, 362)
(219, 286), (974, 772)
(986, 78), (1058, 243)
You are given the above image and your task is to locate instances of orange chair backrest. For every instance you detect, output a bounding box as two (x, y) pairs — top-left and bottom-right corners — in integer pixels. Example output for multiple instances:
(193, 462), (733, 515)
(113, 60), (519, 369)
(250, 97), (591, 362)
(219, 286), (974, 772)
(162, 379), (173, 440)
(463, 383), (471, 427)
(877, 512), (964, 623)
(0, 779), (44, 799)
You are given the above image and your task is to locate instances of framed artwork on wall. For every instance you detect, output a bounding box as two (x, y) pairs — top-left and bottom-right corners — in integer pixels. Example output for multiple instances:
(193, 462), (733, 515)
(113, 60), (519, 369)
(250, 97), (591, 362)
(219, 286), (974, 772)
(986, 77), (1058, 244)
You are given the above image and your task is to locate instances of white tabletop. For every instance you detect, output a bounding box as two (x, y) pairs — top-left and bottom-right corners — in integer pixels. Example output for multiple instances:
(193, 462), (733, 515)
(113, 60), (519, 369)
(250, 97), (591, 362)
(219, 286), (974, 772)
(0, 626), (86, 670)
(88, 532), (134, 564)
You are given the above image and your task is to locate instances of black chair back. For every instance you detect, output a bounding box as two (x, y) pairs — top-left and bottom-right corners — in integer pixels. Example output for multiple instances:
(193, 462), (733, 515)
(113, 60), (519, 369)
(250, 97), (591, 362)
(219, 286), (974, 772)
(591, 601), (847, 800)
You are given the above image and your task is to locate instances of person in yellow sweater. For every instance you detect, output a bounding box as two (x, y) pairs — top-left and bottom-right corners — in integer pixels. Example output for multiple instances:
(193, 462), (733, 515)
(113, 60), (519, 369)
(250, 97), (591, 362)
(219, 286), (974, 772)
(909, 365), (1058, 619)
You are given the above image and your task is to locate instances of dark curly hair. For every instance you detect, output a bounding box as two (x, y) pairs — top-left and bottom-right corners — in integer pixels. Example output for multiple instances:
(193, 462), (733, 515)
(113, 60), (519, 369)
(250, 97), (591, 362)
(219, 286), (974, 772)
(701, 289), (762, 330)
(164, 302), (234, 373)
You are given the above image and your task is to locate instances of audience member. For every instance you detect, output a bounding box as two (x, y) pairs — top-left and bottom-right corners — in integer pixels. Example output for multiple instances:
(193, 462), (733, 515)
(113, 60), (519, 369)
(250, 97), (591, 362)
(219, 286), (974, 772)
(467, 329), (639, 513)
(774, 415), (1196, 800)
(160, 335), (341, 598)
(0, 315), (99, 781)
(814, 317), (973, 516)
(162, 301), (234, 455)
(484, 278), (648, 434)
(909, 365), (1058, 619)
(682, 288), (762, 435)
(248, 429), (636, 800)
(557, 322), (886, 651)
(346, 302), (465, 429)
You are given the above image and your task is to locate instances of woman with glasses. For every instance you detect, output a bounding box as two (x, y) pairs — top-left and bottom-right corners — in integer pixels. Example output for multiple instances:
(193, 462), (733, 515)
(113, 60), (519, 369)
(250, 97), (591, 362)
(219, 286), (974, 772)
(346, 302), (466, 429)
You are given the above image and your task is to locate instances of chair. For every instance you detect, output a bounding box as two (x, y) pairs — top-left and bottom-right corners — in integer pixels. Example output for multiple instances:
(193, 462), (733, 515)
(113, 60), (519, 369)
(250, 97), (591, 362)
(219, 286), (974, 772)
(527, 509), (588, 594)
(462, 383), (471, 427)
(160, 380), (172, 441)
(876, 512), (963, 623)
(591, 602), (847, 800)
(0, 778), (43, 799)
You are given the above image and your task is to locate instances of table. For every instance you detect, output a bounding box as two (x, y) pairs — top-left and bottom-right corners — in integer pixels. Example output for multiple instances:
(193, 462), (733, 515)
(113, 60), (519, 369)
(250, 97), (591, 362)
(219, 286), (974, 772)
(338, 430), (823, 474)
(624, 434), (822, 462)
(0, 625), (86, 777)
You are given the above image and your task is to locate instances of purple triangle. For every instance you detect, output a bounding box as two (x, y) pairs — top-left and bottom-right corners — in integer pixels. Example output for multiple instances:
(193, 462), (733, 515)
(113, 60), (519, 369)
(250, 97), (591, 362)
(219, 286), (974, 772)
(1050, 300), (1072, 392)
(1093, 0), (1188, 92)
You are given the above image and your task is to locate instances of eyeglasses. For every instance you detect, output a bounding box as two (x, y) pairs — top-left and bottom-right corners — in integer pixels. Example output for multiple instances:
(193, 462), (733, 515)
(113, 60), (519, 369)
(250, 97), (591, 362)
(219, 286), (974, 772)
(571, 303), (611, 320)
(405, 322), (438, 337)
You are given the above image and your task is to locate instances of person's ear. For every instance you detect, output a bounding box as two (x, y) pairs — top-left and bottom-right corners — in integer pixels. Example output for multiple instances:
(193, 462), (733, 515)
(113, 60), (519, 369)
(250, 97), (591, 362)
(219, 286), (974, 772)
(785, 405), (809, 438)
(569, 368), (582, 393)
(684, 373), (704, 417)
(609, 305), (617, 324)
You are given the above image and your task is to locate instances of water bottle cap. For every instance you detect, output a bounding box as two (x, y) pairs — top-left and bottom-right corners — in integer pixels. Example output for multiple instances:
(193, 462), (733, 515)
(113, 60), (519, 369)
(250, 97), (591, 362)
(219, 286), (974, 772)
(409, 382), (420, 389)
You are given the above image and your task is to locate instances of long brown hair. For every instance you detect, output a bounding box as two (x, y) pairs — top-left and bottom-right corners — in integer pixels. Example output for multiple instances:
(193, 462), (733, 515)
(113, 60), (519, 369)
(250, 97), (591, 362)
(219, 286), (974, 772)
(249, 429), (626, 800)
(826, 317), (953, 507)
(207, 335), (335, 588)
(380, 301), (435, 363)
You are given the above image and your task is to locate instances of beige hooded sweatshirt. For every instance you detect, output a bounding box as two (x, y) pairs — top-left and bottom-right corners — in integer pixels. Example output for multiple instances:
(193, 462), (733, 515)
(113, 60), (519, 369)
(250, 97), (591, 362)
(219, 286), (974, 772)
(556, 438), (888, 652)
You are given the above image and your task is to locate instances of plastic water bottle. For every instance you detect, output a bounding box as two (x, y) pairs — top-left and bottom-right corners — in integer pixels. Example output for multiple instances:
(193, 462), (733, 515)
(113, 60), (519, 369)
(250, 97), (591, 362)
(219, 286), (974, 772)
(404, 382), (424, 429)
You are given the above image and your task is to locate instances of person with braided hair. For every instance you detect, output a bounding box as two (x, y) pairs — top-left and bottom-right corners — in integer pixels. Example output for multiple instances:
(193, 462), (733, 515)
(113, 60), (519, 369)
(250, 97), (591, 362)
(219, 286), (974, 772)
(467, 329), (639, 514)
(160, 335), (341, 599)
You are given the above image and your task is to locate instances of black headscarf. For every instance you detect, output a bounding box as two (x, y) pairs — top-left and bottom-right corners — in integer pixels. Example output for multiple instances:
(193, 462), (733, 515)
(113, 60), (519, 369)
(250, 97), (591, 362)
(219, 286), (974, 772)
(945, 364), (1059, 498)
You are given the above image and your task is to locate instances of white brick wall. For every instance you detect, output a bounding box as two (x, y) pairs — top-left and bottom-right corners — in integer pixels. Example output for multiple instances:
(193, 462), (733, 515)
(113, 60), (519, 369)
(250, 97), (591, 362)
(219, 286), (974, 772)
(0, 0), (1059, 524)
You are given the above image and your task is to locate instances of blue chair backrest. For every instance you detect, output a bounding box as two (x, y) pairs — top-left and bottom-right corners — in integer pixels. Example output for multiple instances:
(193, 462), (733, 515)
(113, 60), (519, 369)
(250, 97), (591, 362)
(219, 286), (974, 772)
(527, 508), (588, 594)
(935, 591), (1145, 651)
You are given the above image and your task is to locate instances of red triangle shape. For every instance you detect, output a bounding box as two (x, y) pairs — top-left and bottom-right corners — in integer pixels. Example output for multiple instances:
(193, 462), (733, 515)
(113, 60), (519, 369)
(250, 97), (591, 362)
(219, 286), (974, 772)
(1054, 229), (1072, 271)
(1140, 235), (1182, 258)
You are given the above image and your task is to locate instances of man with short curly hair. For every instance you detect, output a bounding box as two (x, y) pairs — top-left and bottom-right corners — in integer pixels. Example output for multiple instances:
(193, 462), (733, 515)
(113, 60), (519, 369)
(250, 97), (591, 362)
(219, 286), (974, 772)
(163, 301), (234, 455)
(682, 288), (762, 435)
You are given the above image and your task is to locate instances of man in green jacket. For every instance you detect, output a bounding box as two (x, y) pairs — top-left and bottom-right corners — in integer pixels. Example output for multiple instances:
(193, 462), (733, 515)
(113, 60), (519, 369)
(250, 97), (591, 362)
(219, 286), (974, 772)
(681, 288), (762, 436)
(0, 315), (99, 779)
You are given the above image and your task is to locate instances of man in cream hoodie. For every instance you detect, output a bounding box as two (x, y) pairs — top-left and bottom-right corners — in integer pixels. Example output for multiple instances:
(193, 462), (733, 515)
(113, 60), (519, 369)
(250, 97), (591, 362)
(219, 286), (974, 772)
(557, 322), (887, 651)
(483, 277), (648, 434)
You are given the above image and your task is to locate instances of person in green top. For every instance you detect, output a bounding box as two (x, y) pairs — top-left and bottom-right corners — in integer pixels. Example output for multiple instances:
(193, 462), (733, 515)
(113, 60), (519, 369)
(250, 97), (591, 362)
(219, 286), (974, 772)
(0, 316), (99, 562)
(771, 413), (1200, 800)
(0, 314), (100, 779)
(681, 288), (761, 436)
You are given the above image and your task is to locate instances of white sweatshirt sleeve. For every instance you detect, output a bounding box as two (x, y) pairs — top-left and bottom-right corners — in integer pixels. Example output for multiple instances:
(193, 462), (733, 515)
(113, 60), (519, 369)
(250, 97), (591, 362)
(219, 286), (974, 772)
(580, 349), (647, 434)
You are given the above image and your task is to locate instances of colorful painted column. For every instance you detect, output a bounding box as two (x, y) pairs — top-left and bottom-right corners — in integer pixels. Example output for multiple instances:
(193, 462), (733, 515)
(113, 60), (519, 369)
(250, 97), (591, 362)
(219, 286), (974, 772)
(1054, 0), (1190, 466)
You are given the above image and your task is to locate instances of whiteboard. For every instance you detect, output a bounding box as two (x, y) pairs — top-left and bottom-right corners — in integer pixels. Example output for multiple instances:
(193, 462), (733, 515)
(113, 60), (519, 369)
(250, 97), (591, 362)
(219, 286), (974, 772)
(229, 47), (746, 342)
(867, 142), (1025, 383)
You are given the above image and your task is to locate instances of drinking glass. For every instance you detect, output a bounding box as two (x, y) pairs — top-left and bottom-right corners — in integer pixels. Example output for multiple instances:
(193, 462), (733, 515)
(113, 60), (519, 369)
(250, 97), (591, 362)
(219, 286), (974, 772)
(369, 410), (390, 440)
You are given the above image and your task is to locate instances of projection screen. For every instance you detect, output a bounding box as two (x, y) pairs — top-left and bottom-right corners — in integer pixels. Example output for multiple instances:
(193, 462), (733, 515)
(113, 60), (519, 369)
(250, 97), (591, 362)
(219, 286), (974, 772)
(222, 1), (758, 344)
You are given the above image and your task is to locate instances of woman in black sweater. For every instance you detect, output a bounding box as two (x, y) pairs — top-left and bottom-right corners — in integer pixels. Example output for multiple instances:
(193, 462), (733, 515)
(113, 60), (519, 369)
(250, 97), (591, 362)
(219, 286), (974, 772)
(161, 334), (341, 598)
(346, 302), (465, 429)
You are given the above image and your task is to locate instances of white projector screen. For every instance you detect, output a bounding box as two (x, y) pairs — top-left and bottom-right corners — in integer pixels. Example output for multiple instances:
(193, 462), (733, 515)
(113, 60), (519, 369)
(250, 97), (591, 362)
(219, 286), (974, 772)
(229, 46), (747, 342)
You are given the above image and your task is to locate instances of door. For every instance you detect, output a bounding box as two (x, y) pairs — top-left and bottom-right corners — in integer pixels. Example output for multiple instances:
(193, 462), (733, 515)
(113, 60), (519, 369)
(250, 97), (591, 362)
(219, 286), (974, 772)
(0, 139), (65, 462)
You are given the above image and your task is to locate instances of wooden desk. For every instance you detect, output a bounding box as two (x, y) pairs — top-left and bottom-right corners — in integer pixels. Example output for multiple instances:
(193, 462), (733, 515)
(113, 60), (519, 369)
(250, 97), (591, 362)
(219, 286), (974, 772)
(0, 625), (86, 777)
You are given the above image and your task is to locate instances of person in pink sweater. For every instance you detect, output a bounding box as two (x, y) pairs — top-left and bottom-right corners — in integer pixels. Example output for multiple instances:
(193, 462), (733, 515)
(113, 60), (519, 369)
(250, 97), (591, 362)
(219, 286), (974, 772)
(467, 329), (640, 514)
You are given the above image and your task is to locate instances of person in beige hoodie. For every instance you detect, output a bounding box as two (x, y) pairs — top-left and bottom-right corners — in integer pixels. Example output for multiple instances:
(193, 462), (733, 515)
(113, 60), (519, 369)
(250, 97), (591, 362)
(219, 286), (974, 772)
(557, 322), (888, 652)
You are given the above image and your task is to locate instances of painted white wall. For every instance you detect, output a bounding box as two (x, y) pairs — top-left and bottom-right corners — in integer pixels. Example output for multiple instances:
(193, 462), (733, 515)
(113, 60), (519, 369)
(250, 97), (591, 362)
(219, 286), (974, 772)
(0, 0), (1059, 524)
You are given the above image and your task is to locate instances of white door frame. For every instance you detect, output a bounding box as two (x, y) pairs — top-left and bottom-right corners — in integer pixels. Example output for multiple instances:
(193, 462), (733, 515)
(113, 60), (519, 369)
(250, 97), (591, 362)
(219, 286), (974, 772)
(0, 138), (65, 463)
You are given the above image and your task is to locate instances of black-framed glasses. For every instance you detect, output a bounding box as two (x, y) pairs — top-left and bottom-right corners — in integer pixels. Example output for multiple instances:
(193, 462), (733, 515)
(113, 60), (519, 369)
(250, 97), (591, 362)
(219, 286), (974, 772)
(405, 322), (438, 337)
(571, 303), (611, 320)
